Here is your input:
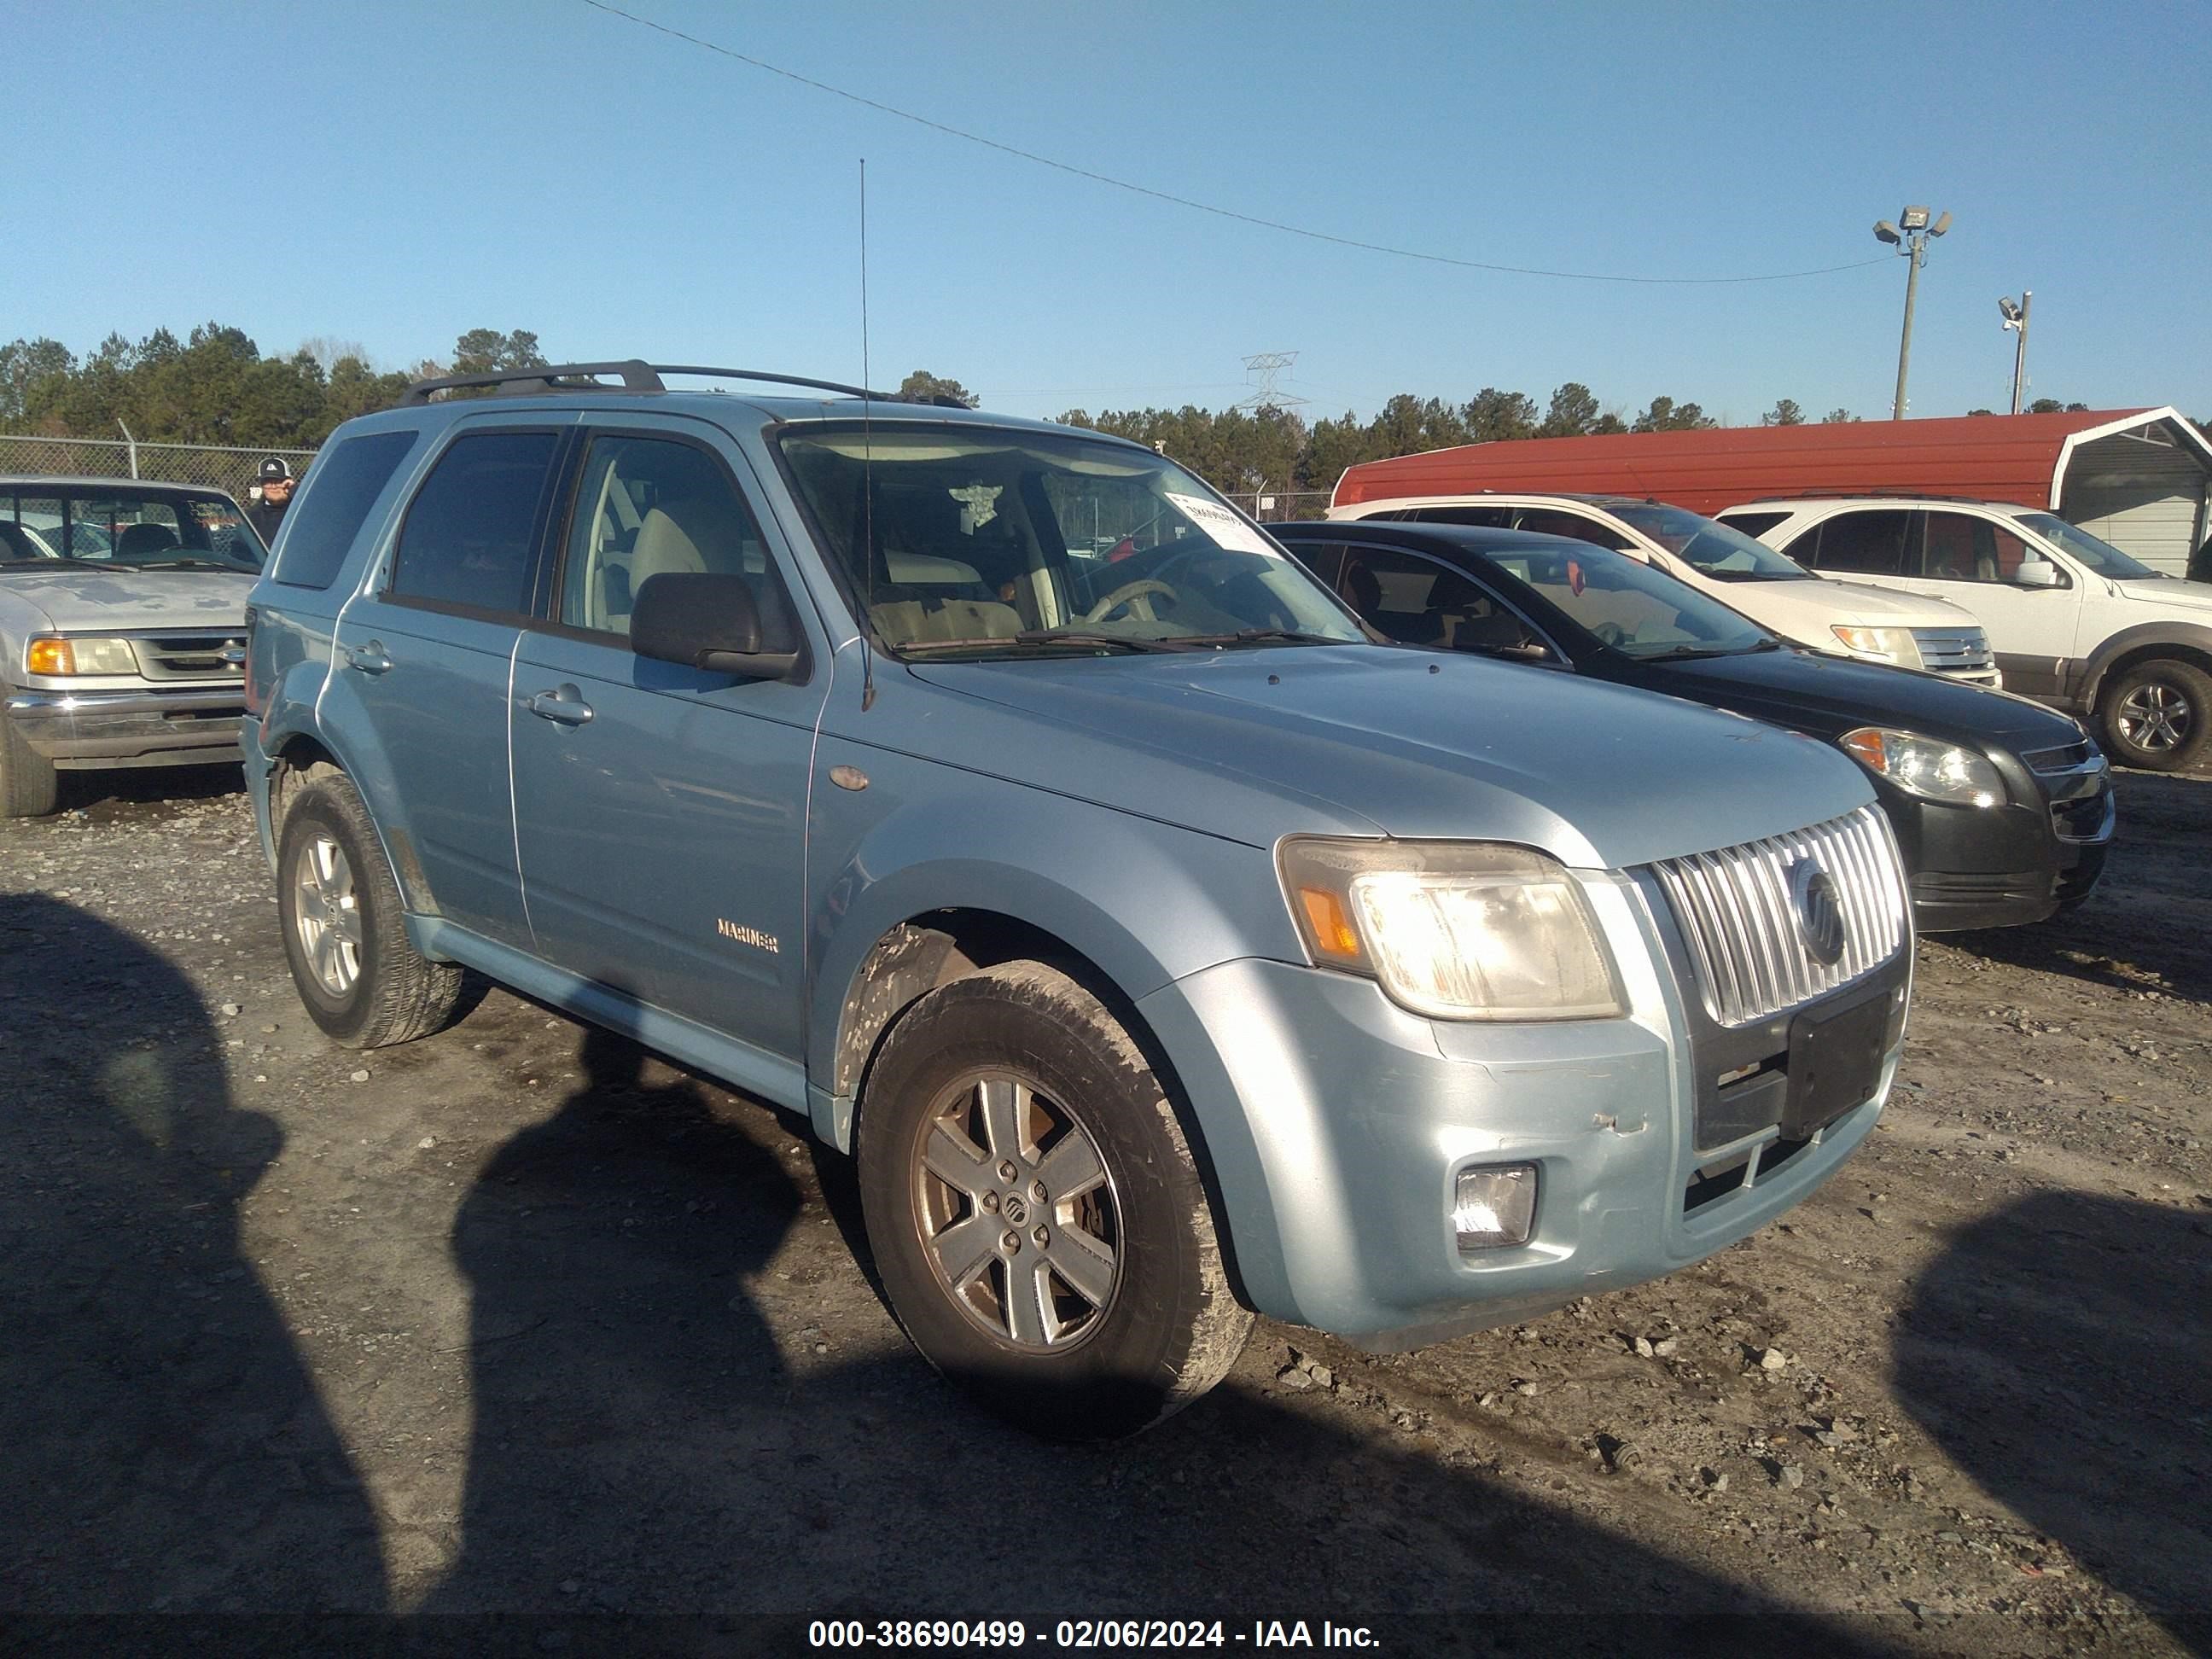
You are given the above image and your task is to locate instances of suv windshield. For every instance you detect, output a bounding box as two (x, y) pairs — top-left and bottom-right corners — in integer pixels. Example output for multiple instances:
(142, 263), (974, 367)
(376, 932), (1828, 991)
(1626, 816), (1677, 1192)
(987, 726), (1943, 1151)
(1610, 504), (1813, 582)
(0, 486), (266, 571)
(776, 425), (1365, 657)
(2017, 512), (2161, 580)
(1487, 539), (1775, 659)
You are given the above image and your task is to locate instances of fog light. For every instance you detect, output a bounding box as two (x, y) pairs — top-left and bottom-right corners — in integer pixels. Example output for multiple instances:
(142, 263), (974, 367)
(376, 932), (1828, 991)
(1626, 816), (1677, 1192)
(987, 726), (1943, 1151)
(1454, 1163), (1537, 1252)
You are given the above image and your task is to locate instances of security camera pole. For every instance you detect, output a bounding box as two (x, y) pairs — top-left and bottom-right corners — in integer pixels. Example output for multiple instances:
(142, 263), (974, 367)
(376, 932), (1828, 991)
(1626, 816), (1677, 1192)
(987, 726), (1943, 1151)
(1872, 206), (1951, 419)
(1999, 291), (2032, 416)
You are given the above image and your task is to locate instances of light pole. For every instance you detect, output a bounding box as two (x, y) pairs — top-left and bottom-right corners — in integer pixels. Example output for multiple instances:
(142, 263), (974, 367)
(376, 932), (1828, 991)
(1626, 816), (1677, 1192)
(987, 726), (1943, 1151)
(1873, 206), (1951, 419)
(1999, 291), (2032, 415)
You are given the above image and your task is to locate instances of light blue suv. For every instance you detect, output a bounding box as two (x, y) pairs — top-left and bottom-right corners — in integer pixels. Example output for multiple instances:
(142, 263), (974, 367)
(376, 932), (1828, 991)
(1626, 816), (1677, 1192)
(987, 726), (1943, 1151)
(243, 363), (1912, 1437)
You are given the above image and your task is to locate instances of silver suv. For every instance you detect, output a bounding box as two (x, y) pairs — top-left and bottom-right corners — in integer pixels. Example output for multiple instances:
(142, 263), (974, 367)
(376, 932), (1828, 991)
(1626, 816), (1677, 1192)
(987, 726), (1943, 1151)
(244, 362), (1913, 1437)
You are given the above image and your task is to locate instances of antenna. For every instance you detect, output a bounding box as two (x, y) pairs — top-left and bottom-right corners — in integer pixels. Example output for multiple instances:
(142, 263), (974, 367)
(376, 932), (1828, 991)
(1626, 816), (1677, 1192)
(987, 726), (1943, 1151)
(859, 158), (877, 713)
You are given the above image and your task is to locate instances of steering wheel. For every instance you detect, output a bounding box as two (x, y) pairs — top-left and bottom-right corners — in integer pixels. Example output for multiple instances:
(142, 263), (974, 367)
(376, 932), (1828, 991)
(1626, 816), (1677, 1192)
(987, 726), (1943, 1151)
(1590, 621), (1627, 648)
(1082, 578), (1175, 625)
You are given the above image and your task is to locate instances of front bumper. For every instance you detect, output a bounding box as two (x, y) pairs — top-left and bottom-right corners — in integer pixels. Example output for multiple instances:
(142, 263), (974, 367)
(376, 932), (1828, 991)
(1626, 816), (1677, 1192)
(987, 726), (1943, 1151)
(1136, 919), (1906, 1345)
(3, 685), (247, 768)
(1880, 754), (2114, 932)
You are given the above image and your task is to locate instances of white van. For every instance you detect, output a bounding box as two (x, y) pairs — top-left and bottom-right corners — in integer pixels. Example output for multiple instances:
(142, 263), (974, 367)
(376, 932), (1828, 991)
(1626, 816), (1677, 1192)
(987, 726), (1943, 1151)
(1328, 492), (1999, 686)
(1715, 495), (2212, 771)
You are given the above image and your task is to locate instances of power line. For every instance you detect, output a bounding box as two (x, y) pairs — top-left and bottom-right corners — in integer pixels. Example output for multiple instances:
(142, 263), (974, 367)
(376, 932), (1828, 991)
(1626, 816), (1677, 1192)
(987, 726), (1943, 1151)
(578, 0), (1894, 288)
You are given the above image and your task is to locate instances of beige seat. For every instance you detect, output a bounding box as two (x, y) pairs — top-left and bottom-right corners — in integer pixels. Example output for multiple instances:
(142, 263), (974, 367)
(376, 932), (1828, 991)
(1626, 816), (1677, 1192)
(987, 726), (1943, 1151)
(616, 492), (760, 626)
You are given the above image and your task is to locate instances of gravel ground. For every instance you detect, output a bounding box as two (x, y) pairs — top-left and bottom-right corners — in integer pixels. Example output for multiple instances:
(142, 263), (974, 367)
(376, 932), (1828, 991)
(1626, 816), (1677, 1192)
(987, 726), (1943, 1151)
(1, 760), (2206, 1652)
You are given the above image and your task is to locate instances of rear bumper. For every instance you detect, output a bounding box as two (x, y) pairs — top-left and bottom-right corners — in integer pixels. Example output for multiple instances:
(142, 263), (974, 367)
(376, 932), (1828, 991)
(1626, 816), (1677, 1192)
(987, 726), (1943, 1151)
(3, 686), (247, 767)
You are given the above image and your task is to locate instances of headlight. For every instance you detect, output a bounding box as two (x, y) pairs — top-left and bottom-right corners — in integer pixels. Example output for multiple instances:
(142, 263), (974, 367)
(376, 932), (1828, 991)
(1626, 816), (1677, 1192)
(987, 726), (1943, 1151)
(26, 636), (139, 676)
(1278, 838), (1626, 1021)
(1830, 626), (1924, 669)
(1839, 727), (2005, 806)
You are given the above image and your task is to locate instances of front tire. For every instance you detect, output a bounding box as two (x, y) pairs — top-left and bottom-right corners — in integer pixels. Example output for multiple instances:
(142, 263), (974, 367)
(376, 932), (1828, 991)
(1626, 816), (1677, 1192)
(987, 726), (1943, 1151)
(0, 707), (61, 818)
(2098, 659), (2212, 771)
(276, 771), (463, 1048)
(856, 961), (1254, 1439)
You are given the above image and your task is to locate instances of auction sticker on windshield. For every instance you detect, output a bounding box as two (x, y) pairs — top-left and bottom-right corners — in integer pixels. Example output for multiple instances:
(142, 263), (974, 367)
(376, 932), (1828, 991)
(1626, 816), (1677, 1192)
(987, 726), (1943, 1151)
(1166, 492), (1280, 557)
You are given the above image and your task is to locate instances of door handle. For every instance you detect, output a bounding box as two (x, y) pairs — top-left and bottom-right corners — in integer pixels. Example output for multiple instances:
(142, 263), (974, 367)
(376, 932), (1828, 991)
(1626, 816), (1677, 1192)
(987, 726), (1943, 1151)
(346, 641), (393, 675)
(526, 684), (596, 727)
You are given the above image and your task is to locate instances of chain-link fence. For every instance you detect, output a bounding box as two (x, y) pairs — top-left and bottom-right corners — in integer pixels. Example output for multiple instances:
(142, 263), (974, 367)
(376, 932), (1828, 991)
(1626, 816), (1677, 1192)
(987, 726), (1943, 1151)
(1221, 488), (1333, 523)
(0, 434), (319, 504)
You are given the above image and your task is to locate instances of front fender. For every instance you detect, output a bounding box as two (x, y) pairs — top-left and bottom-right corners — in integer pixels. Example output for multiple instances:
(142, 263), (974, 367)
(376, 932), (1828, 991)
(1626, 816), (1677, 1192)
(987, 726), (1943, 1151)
(802, 735), (1299, 1146)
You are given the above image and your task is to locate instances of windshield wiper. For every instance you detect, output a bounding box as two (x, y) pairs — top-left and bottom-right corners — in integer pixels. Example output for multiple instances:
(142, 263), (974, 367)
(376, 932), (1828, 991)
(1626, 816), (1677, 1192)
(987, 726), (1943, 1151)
(1172, 627), (1346, 649)
(894, 632), (1190, 657)
(1639, 640), (1783, 661)
(133, 559), (242, 571)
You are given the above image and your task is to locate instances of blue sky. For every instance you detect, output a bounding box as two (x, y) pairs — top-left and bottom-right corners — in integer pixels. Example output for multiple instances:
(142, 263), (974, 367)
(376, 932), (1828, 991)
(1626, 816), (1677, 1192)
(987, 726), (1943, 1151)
(15, 1), (2210, 425)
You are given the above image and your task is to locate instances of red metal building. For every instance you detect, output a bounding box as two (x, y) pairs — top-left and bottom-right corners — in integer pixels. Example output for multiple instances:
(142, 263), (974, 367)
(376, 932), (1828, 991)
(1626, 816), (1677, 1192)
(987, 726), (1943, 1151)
(1332, 407), (2212, 573)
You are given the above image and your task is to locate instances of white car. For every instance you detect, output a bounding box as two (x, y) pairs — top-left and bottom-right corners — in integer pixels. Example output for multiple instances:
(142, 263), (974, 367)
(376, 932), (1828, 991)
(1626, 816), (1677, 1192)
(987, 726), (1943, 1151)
(1327, 492), (1999, 686)
(1716, 496), (2212, 771)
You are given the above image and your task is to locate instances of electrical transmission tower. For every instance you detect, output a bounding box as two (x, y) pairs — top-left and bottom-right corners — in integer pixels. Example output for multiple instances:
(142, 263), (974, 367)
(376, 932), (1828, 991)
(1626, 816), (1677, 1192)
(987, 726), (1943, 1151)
(1234, 351), (1307, 415)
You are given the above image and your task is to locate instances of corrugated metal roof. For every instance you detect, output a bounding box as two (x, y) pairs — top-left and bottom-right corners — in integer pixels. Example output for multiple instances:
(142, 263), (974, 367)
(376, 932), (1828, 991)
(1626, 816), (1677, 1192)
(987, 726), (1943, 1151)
(1333, 407), (2209, 515)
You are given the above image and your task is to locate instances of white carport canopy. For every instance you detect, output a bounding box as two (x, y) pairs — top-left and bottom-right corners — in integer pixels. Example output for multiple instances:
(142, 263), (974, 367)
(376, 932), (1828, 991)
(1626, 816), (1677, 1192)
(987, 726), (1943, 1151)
(2053, 408), (2212, 575)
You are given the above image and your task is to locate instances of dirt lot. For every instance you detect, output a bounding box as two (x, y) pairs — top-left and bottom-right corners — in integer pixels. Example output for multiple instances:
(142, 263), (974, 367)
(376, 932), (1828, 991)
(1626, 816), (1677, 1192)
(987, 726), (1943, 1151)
(2, 760), (2207, 1653)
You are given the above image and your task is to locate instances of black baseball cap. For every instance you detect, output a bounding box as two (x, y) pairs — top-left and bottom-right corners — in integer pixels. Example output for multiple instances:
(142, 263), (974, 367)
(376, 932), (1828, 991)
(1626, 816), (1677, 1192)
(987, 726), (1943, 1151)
(259, 457), (291, 483)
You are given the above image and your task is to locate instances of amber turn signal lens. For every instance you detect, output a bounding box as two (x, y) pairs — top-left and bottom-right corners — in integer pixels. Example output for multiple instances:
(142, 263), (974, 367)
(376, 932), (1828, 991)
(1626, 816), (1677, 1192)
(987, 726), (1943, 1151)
(26, 637), (73, 675)
(1297, 887), (1362, 963)
(1838, 729), (1886, 770)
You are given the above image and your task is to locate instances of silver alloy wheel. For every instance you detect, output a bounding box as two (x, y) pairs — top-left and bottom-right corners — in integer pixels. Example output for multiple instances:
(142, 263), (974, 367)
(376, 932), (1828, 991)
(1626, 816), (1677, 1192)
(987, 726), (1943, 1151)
(913, 1071), (1121, 1350)
(293, 833), (363, 997)
(2118, 681), (2194, 753)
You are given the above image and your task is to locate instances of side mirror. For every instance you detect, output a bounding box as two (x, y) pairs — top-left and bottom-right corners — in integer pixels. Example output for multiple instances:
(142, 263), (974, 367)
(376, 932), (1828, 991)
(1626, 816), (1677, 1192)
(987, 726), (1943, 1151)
(631, 572), (803, 679)
(2013, 556), (2064, 590)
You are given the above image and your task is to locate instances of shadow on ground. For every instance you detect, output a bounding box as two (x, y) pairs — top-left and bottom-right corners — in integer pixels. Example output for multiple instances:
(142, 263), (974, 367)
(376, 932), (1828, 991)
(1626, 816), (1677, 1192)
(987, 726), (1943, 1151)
(54, 759), (246, 820)
(0, 891), (385, 1612)
(1896, 1188), (2212, 1653)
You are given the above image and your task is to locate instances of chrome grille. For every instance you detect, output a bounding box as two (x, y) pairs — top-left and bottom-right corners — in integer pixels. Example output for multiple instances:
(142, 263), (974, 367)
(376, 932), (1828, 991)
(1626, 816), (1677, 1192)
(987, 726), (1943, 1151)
(131, 632), (246, 682)
(1654, 806), (1909, 1028)
(1911, 626), (1995, 676)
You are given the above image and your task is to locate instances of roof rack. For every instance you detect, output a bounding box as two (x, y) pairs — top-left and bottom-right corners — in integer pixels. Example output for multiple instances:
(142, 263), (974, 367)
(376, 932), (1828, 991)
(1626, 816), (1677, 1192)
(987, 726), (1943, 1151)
(399, 360), (953, 407)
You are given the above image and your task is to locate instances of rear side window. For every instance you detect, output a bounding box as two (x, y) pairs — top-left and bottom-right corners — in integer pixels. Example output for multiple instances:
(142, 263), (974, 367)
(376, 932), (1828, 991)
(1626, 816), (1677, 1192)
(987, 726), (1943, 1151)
(1284, 539), (1348, 588)
(391, 431), (558, 615)
(1718, 509), (1787, 539)
(1798, 510), (1910, 575)
(1402, 505), (1514, 529)
(272, 430), (419, 591)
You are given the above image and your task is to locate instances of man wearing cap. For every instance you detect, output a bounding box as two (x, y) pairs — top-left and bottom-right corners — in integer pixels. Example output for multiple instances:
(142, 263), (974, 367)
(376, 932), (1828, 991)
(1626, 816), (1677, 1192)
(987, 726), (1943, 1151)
(247, 457), (294, 546)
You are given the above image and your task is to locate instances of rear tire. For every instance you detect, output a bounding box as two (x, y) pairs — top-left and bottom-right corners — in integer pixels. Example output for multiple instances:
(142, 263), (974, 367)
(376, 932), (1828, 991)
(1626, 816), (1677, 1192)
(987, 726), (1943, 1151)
(856, 961), (1254, 1440)
(0, 706), (61, 818)
(2098, 659), (2212, 772)
(276, 771), (463, 1048)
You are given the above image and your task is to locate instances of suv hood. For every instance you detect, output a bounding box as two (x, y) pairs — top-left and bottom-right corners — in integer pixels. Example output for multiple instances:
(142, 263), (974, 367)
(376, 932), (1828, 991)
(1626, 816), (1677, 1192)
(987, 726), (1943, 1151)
(1, 566), (257, 632)
(2116, 577), (2212, 615)
(902, 647), (1873, 870)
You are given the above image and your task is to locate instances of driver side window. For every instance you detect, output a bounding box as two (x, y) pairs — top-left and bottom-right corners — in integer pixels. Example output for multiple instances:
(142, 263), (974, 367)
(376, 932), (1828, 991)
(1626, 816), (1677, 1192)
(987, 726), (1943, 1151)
(1339, 546), (1553, 659)
(558, 434), (783, 640)
(1918, 511), (2037, 585)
